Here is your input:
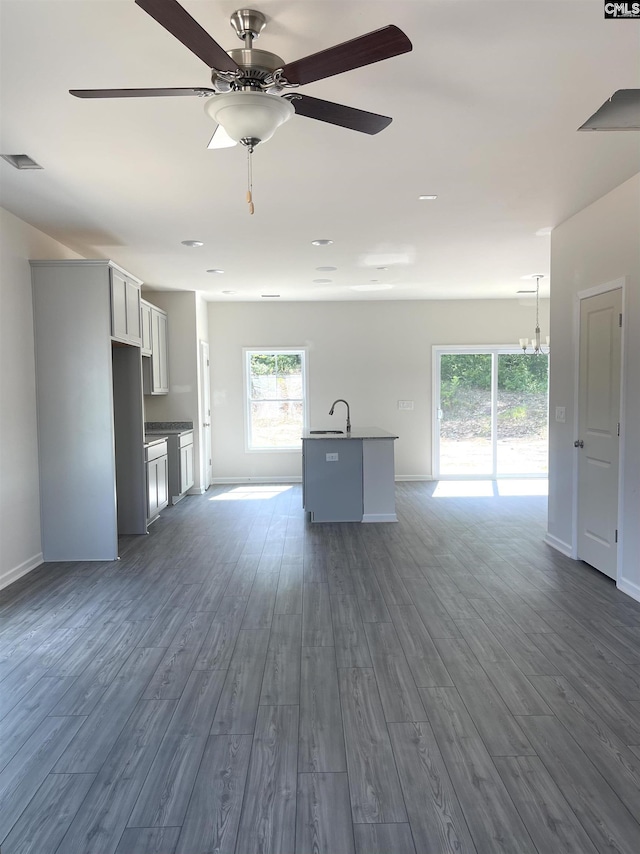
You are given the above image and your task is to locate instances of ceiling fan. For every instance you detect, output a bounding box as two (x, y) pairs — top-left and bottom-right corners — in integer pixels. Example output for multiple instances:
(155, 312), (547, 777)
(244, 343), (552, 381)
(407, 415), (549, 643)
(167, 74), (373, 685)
(578, 90), (640, 131)
(70, 0), (413, 151)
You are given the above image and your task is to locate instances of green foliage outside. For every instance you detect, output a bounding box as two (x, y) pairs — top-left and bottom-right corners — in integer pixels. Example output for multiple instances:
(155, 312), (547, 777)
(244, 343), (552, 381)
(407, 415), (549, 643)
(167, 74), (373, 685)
(440, 354), (548, 409)
(250, 353), (301, 376)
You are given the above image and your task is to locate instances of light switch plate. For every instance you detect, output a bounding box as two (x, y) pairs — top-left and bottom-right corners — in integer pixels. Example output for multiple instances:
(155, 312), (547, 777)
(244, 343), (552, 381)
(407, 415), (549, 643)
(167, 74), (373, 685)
(398, 400), (414, 411)
(326, 453), (339, 462)
(555, 406), (566, 423)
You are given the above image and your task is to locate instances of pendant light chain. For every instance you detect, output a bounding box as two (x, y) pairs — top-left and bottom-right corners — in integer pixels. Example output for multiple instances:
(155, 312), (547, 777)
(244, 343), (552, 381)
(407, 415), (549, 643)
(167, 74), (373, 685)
(246, 145), (254, 215)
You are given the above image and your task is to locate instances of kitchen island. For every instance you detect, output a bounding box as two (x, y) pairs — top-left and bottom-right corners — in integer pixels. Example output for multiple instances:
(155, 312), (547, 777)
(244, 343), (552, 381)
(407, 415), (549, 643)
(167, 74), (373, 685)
(302, 428), (398, 523)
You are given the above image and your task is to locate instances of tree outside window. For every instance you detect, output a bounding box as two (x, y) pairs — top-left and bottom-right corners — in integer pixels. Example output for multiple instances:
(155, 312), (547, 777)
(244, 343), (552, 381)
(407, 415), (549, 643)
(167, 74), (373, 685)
(246, 350), (306, 450)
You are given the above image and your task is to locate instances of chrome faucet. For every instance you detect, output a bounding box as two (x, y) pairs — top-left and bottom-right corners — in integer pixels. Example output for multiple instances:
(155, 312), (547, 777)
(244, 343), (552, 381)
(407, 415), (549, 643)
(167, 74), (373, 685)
(329, 399), (351, 433)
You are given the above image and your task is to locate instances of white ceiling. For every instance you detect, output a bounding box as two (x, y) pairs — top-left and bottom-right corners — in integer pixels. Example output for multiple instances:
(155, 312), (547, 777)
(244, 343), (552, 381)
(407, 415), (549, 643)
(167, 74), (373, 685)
(1, 0), (638, 301)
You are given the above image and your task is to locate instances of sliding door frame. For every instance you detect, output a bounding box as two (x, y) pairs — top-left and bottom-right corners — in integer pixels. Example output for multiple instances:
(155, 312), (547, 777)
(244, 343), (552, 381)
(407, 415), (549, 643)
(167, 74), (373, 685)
(432, 344), (548, 480)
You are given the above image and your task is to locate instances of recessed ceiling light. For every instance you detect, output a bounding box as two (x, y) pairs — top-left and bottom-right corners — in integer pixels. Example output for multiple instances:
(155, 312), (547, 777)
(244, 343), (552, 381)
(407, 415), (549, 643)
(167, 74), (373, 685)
(1, 153), (43, 170)
(206, 268), (224, 274)
(261, 294), (280, 298)
(418, 194), (438, 200)
(313, 278), (332, 284)
(181, 240), (204, 247)
(521, 273), (545, 279)
(316, 266), (337, 272)
(350, 284), (394, 292)
(311, 239), (333, 246)
(222, 290), (236, 295)
(376, 266), (388, 271)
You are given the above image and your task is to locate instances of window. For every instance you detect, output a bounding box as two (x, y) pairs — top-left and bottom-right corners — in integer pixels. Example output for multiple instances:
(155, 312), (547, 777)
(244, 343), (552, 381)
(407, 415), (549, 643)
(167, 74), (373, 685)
(245, 349), (307, 450)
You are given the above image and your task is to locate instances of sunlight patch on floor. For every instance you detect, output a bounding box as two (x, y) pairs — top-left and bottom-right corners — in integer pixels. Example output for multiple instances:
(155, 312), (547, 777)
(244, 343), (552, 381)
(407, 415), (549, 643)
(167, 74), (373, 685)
(433, 479), (548, 498)
(433, 481), (495, 498)
(497, 479), (548, 496)
(209, 484), (294, 501)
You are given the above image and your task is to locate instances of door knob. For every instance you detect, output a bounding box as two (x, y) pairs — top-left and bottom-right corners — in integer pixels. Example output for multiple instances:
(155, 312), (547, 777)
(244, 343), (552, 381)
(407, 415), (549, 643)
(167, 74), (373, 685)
(574, 439), (584, 448)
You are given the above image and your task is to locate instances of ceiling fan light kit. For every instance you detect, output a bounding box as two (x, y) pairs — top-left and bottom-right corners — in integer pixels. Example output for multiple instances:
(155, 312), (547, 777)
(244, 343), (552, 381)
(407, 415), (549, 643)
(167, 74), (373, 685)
(204, 91), (294, 146)
(69, 0), (413, 212)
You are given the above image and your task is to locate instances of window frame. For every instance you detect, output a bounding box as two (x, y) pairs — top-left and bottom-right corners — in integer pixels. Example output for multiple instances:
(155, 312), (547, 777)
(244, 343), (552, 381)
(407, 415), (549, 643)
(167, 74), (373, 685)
(243, 347), (309, 452)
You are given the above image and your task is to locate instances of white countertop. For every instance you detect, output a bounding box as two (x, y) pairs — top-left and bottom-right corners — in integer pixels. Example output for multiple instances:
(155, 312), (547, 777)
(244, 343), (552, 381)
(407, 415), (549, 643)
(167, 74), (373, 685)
(302, 427), (398, 440)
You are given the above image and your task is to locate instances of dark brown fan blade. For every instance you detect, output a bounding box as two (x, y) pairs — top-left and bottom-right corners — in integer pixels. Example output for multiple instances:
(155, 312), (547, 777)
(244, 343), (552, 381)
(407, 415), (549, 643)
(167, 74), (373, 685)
(70, 87), (216, 98)
(279, 24), (411, 86)
(135, 0), (239, 71)
(578, 89), (640, 130)
(292, 94), (391, 134)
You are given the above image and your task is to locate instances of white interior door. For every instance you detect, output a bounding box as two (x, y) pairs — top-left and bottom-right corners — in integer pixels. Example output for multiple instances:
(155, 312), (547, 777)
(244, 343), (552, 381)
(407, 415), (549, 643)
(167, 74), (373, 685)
(199, 340), (212, 490)
(576, 289), (622, 579)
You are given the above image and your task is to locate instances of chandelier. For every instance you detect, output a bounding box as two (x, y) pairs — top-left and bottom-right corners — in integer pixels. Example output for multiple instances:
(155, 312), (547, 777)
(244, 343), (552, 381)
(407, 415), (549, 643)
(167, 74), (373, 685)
(520, 275), (549, 355)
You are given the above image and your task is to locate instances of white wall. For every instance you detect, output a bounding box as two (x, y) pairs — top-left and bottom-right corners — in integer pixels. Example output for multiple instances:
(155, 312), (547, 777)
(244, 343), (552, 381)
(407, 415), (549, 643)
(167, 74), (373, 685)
(0, 208), (82, 587)
(548, 173), (640, 602)
(207, 298), (550, 481)
(142, 289), (209, 492)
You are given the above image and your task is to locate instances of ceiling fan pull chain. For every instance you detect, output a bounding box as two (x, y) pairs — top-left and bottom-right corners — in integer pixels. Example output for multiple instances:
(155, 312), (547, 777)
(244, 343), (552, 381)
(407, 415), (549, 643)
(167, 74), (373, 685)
(246, 145), (254, 215)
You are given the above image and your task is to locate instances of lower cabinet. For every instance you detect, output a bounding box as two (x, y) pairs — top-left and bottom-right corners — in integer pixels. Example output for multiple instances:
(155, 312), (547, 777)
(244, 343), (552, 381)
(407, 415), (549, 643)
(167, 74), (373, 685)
(145, 430), (194, 505)
(302, 438), (363, 522)
(178, 433), (195, 499)
(146, 439), (169, 523)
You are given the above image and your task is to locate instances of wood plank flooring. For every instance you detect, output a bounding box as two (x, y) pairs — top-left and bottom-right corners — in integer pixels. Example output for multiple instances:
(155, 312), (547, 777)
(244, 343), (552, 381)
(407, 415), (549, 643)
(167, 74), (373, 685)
(2, 480), (640, 853)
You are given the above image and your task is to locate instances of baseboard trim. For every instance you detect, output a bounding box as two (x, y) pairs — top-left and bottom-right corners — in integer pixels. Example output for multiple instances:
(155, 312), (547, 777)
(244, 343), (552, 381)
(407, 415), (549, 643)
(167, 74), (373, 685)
(617, 576), (640, 604)
(395, 475), (434, 482)
(211, 476), (302, 484)
(362, 513), (398, 523)
(0, 552), (44, 591)
(544, 533), (573, 558)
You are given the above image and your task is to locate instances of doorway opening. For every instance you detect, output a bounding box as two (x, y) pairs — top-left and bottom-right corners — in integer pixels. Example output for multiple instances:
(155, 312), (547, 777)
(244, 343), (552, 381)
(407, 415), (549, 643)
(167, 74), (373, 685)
(434, 347), (549, 479)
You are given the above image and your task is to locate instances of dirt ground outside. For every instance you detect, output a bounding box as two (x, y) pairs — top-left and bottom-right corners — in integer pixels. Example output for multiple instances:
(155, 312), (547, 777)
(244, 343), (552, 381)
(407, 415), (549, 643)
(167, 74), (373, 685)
(439, 388), (548, 476)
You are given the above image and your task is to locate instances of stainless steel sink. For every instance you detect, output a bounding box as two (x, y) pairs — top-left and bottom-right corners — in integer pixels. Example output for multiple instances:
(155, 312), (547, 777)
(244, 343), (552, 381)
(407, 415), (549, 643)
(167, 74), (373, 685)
(309, 430), (344, 434)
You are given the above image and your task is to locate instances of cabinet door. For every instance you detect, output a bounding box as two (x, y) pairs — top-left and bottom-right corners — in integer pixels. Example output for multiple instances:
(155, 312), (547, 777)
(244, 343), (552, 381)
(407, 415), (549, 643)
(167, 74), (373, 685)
(151, 308), (169, 394)
(125, 279), (142, 345)
(180, 443), (194, 494)
(140, 301), (152, 356)
(147, 458), (159, 519)
(111, 270), (129, 342)
(157, 454), (169, 511)
(111, 269), (142, 345)
(157, 310), (169, 393)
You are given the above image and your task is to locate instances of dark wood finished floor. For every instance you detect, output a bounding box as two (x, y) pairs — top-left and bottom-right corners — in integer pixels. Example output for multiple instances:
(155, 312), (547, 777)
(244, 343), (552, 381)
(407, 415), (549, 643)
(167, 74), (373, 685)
(2, 481), (640, 854)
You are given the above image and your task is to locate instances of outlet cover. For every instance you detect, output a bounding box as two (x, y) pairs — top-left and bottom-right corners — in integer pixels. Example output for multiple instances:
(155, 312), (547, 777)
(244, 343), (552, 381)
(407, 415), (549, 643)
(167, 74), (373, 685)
(398, 400), (414, 411)
(326, 453), (339, 462)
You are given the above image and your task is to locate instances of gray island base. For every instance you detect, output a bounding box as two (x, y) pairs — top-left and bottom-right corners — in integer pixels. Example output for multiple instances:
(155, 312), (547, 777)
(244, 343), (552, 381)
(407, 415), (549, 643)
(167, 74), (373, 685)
(301, 428), (398, 523)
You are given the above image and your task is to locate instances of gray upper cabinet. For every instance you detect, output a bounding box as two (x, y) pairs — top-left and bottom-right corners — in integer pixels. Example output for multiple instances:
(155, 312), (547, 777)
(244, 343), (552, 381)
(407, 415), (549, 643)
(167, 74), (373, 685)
(140, 299), (153, 356)
(110, 268), (142, 346)
(143, 304), (169, 395)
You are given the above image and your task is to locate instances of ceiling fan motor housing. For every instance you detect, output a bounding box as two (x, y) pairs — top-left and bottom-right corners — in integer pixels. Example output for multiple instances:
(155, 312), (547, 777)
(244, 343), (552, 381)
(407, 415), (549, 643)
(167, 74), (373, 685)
(212, 47), (286, 92)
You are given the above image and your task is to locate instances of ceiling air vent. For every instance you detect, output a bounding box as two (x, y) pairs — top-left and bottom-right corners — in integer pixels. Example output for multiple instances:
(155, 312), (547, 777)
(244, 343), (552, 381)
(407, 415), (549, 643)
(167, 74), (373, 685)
(1, 154), (43, 170)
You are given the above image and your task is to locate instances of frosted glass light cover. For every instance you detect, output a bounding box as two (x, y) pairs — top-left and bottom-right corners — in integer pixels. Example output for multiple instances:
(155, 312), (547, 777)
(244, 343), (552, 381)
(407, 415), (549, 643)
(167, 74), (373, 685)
(204, 92), (294, 144)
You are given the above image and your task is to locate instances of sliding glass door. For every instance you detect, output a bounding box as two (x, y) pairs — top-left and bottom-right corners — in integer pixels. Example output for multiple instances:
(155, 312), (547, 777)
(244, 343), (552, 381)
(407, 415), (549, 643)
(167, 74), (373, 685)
(435, 348), (548, 478)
